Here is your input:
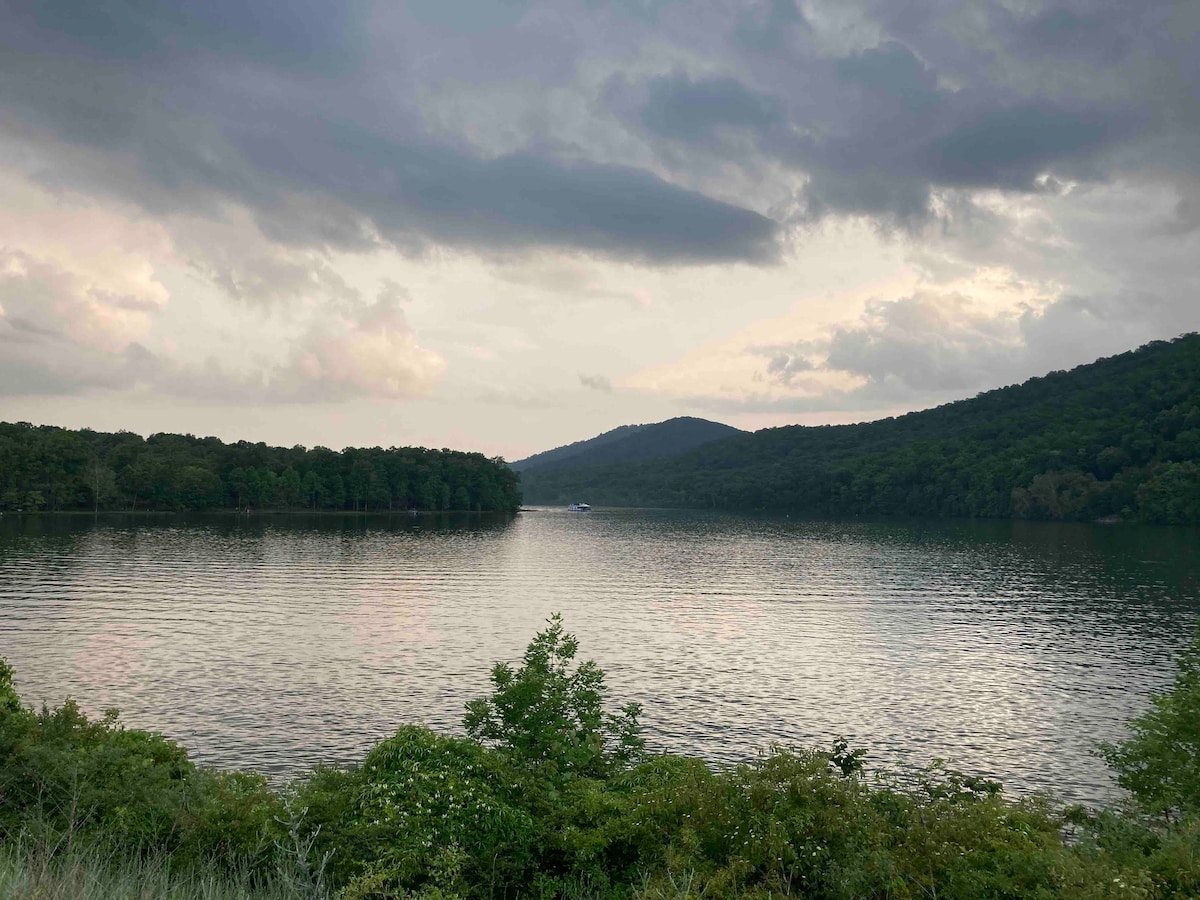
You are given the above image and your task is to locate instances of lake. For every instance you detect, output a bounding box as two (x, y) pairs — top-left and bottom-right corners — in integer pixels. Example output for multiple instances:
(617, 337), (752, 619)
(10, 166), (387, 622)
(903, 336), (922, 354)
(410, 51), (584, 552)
(2, 509), (1198, 806)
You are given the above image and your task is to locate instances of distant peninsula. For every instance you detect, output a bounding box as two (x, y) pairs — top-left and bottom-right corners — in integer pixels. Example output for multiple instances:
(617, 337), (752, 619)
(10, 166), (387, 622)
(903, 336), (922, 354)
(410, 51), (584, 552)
(0, 428), (520, 514)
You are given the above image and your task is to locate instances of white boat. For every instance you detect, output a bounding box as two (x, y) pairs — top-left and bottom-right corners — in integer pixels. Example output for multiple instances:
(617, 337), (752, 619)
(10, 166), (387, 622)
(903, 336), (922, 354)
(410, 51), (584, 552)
(567, 502), (592, 512)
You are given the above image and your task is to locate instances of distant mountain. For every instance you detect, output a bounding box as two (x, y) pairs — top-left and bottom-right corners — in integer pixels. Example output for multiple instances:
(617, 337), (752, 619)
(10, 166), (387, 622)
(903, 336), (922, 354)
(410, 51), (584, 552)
(519, 335), (1200, 524)
(511, 417), (743, 475)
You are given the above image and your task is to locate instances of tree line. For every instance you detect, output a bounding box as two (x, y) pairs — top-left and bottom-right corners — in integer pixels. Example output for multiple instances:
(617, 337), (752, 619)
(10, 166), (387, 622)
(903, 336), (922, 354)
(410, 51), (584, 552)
(521, 334), (1200, 525)
(0, 424), (521, 513)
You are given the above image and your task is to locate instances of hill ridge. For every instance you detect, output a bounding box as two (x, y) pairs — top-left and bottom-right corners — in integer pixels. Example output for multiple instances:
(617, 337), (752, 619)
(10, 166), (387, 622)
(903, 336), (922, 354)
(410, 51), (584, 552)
(511, 416), (742, 474)
(519, 334), (1200, 524)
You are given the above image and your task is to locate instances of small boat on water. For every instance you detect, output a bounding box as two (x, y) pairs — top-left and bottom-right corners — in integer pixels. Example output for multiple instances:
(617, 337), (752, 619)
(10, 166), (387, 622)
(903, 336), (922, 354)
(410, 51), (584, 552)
(567, 502), (592, 512)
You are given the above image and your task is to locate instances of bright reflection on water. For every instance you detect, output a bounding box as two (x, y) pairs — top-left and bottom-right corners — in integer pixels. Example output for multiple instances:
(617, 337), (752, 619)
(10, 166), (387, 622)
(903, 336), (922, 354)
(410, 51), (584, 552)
(2, 509), (1199, 806)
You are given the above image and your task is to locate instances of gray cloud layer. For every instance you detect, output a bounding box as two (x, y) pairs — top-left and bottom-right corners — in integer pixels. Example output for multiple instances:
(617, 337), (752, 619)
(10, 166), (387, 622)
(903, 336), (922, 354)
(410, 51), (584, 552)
(4, 1), (1196, 254)
(610, 11), (1183, 223)
(0, 1), (779, 265)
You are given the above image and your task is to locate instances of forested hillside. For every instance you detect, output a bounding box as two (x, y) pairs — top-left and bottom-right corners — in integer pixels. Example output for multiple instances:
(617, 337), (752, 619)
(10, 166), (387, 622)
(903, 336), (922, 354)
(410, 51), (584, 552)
(511, 416), (742, 473)
(0, 426), (520, 513)
(522, 334), (1200, 524)
(510, 423), (646, 472)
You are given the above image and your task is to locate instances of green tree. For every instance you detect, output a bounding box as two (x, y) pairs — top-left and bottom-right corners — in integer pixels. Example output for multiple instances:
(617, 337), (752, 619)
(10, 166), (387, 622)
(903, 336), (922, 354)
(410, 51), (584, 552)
(302, 470), (322, 509)
(89, 461), (119, 512)
(175, 466), (223, 509)
(463, 614), (643, 780)
(1102, 621), (1200, 815)
(277, 466), (302, 509)
(1136, 462), (1200, 524)
(325, 472), (346, 510)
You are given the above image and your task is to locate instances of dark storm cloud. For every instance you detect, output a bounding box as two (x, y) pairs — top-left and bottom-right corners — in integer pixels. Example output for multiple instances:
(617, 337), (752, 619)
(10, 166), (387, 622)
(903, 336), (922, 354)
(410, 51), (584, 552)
(233, 124), (779, 262)
(732, 0), (808, 52)
(1008, 7), (1134, 65)
(22, 0), (367, 72)
(643, 71), (1132, 220)
(1, 0), (1197, 269)
(0, 0), (780, 265)
(606, 1), (1195, 223)
(637, 72), (783, 143)
(922, 105), (1121, 188)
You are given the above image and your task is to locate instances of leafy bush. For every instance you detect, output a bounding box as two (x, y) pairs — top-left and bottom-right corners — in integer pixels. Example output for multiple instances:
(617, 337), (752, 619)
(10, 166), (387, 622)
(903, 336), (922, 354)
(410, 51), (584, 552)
(299, 726), (537, 898)
(0, 695), (193, 851)
(463, 613), (644, 781)
(596, 750), (1138, 900)
(1101, 625), (1200, 816)
(0, 662), (281, 875)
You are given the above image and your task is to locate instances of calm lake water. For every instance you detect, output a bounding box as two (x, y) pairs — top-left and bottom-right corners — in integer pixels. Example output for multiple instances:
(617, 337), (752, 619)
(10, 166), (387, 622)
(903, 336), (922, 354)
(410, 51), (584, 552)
(2, 509), (1199, 805)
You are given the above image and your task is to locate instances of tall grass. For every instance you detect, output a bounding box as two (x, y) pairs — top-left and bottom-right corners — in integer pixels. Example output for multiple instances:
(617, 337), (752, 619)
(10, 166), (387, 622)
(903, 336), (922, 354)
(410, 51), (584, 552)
(0, 838), (310, 900)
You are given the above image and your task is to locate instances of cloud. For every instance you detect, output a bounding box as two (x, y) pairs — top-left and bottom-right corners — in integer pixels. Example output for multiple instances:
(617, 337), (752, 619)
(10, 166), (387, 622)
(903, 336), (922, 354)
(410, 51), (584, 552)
(0, 325), (444, 404)
(0, 1), (781, 267)
(0, 245), (443, 403)
(377, 278), (411, 306)
(632, 71), (783, 143)
(24, 0), (367, 73)
(627, 254), (1200, 417)
(922, 104), (1122, 188)
(784, 288), (1184, 409)
(0, 249), (163, 352)
(274, 295), (445, 401)
(2, 0), (1195, 261)
(819, 293), (1024, 394)
(599, 2), (1196, 226)
(579, 373), (614, 392)
(0, 338), (152, 397)
(733, 0), (809, 51)
(747, 343), (816, 386)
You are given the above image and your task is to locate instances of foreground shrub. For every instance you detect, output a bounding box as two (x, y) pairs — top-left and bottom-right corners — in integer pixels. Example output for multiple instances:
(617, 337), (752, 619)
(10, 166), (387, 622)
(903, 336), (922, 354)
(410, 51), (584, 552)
(0, 686), (192, 850)
(299, 726), (537, 898)
(592, 751), (1144, 900)
(1101, 626), (1200, 816)
(0, 661), (280, 875)
(1074, 806), (1199, 898)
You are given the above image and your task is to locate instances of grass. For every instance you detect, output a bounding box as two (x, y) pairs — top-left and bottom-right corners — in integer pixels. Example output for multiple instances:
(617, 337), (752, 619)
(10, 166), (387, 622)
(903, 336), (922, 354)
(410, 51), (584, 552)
(0, 840), (304, 900)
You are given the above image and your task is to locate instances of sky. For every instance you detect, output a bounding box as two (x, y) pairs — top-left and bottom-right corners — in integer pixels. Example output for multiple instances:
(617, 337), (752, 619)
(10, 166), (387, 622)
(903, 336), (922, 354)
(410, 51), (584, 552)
(1, 0), (1198, 460)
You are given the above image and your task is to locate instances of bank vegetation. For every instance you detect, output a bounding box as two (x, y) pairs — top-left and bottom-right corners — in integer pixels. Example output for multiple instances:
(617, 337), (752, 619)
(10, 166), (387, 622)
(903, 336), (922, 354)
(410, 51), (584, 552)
(3, 615), (1200, 898)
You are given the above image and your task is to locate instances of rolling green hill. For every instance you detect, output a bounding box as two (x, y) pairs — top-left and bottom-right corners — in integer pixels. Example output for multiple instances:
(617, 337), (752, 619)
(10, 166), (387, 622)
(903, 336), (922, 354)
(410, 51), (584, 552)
(511, 416), (742, 474)
(519, 334), (1200, 524)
